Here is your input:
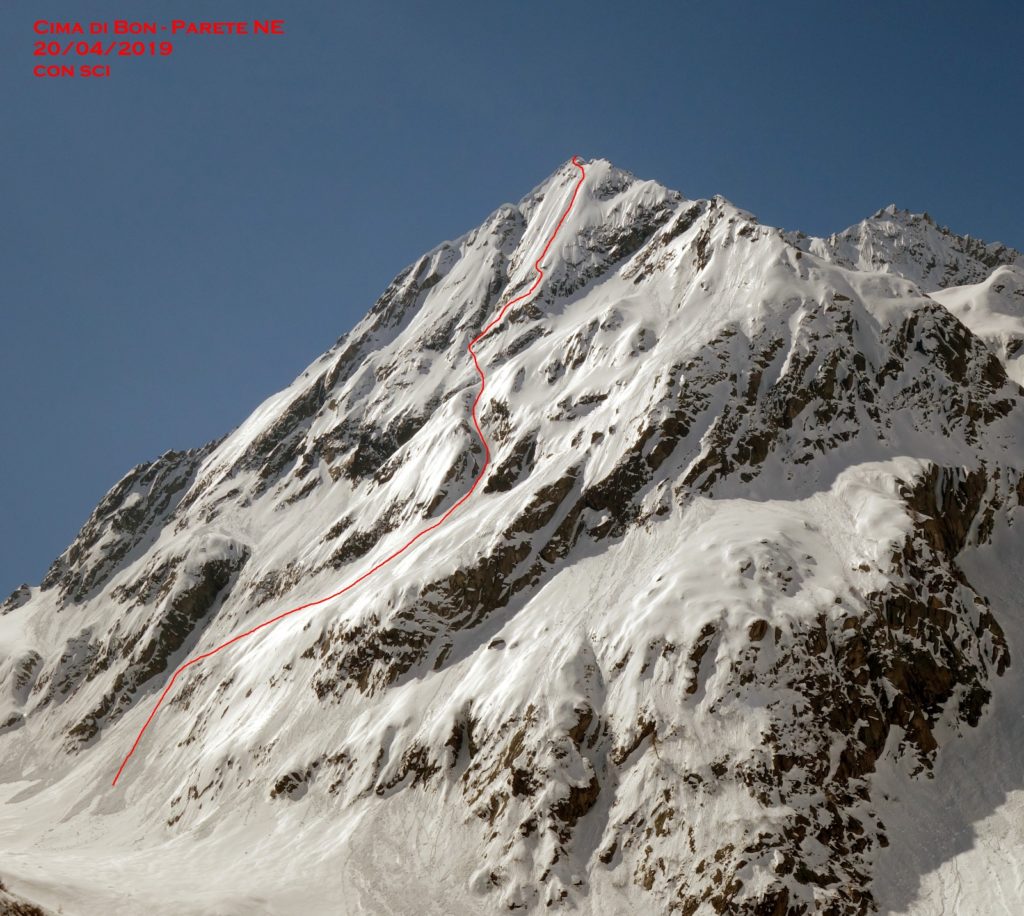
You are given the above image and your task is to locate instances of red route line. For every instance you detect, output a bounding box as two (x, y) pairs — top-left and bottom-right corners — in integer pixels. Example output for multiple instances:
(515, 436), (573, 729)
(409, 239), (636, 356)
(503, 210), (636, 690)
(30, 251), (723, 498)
(112, 156), (587, 786)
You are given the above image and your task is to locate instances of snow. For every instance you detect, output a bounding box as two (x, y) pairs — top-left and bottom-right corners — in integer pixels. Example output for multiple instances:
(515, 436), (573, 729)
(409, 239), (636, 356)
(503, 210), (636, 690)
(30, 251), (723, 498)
(871, 503), (1024, 914)
(930, 265), (1024, 385)
(0, 157), (1022, 914)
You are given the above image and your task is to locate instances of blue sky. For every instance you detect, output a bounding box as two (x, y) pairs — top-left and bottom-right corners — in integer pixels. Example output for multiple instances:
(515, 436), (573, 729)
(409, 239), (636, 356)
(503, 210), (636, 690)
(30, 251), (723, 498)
(1, 0), (1022, 596)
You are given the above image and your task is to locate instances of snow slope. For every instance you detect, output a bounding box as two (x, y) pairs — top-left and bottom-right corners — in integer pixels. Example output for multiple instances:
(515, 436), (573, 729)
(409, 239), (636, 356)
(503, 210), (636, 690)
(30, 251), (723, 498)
(1, 159), (1023, 915)
(929, 266), (1024, 386)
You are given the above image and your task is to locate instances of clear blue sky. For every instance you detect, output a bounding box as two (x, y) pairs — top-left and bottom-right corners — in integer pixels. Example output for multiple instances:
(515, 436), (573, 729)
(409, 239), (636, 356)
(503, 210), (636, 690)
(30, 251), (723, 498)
(1, 0), (1022, 597)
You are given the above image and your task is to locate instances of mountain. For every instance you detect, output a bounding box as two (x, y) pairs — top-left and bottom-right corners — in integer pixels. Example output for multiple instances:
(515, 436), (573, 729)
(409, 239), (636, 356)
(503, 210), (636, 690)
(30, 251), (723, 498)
(786, 203), (1020, 289)
(787, 205), (1024, 386)
(1, 158), (1023, 916)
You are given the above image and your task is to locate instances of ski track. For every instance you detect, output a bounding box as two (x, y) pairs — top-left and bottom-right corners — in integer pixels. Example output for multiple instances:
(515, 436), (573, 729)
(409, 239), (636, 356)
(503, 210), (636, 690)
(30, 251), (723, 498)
(112, 156), (588, 787)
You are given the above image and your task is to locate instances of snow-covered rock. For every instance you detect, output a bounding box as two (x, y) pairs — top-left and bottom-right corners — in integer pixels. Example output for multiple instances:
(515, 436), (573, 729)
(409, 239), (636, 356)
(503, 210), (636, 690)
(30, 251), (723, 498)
(1, 159), (1023, 915)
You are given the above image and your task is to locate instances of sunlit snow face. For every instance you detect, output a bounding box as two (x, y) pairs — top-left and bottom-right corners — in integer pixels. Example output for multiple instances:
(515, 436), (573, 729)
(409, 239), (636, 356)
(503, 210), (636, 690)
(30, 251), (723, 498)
(1, 157), (1022, 916)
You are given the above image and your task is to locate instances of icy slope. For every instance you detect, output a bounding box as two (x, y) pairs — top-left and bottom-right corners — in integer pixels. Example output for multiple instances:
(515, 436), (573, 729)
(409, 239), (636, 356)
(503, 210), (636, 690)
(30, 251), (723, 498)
(2, 159), (1023, 915)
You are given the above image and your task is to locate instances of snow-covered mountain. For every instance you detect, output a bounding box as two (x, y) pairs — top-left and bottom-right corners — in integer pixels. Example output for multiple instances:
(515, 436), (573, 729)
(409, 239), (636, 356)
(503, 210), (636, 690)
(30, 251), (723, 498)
(2, 159), (1023, 915)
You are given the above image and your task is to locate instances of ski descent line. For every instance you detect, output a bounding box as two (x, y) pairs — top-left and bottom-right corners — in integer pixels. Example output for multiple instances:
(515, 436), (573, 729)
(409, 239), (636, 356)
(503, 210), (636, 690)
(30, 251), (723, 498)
(112, 156), (587, 786)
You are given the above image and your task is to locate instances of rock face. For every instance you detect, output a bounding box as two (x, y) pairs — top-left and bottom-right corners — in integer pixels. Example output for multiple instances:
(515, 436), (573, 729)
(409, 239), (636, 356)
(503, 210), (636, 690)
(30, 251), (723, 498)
(0, 159), (1023, 915)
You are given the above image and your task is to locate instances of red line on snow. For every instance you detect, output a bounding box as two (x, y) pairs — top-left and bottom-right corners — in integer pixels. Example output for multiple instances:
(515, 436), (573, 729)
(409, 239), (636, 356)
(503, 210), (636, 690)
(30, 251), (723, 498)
(112, 156), (587, 786)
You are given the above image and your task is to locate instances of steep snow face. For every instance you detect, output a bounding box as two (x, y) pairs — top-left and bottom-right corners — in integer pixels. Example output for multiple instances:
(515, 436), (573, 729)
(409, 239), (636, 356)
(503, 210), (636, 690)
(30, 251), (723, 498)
(2, 159), (1024, 916)
(929, 265), (1024, 385)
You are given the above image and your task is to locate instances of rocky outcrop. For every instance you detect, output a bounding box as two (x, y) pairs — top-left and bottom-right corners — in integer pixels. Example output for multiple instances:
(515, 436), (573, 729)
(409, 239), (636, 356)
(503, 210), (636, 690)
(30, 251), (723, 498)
(0, 585), (31, 616)
(40, 447), (213, 606)
(0, 878), (50, 916)
(65, 545), (250, 748)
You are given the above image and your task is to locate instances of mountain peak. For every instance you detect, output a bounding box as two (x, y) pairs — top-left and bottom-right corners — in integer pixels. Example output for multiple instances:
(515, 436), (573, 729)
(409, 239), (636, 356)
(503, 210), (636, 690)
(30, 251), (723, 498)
(784, 202), (1020, 290)
(2, 158), (1024, 915)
